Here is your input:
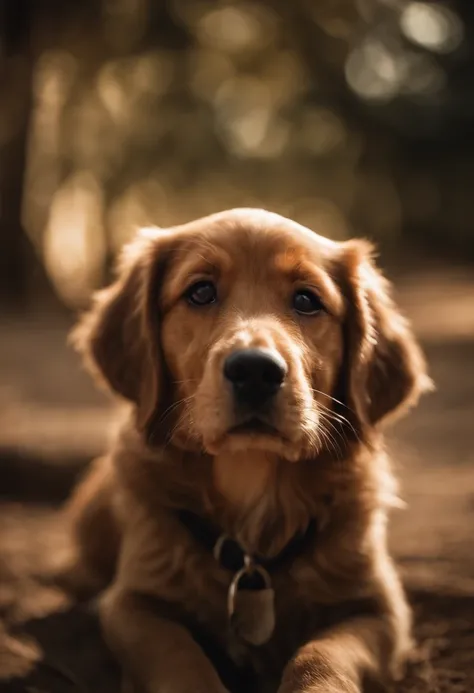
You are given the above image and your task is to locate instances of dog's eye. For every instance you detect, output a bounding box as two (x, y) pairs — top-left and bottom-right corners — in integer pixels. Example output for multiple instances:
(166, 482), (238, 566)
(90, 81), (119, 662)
(185, 280), (217, 306)
(293, 290), (324, 315)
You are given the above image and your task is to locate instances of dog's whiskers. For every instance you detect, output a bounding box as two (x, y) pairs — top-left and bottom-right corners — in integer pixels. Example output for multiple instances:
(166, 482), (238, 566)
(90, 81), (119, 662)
(318, 412), (345, 460)
(310, 388), (356, 415)
(158, 394), (195, 425)
(313, 395), (361, 443)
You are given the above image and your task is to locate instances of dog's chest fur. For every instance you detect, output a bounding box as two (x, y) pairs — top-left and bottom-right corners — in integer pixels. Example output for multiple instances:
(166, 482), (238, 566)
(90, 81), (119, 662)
(115, 432), (382, 676)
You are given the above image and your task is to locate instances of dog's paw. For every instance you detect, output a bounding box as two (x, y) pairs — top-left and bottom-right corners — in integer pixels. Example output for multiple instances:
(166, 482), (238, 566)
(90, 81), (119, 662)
(279, 660), (360, 693)
(45, 555), (105, 600)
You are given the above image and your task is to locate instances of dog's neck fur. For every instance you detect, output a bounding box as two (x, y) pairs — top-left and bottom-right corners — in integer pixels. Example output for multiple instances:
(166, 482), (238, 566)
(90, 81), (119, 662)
(211, 450), (325, 557)
(118, 420), (389, 560)
(213, 450), (275, 511)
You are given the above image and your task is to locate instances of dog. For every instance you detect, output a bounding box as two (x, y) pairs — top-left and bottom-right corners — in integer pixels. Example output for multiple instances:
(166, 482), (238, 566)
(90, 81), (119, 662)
(61, 208), (431, 693)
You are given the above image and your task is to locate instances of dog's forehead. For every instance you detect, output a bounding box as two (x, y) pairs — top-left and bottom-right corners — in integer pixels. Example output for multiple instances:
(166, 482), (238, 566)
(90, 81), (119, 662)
(176, 208), (339, 260)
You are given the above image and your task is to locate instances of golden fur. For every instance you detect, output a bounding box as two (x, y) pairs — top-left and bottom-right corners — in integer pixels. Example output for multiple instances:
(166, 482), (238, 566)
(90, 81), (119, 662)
(61, 208), (432, 693)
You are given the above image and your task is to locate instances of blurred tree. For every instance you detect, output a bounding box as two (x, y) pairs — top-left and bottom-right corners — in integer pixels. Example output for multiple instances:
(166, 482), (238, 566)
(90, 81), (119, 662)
(0, 0), (35, 308)
(0, 0), (101, 309)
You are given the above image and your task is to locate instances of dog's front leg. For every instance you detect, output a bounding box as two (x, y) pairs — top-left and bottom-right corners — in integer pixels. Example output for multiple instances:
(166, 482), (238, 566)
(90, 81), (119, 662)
(278, 614), (410, 693)
(100, 588), (229, 693)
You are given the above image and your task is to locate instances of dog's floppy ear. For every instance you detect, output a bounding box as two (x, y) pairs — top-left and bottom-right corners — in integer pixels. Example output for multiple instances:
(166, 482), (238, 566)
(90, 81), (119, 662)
(339, 240), (432, 433)
(71, 229), (175, 433)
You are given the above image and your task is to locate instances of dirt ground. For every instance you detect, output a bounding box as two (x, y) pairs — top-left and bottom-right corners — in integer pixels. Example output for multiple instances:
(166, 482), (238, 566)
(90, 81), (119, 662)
(0, 266), (473, 692)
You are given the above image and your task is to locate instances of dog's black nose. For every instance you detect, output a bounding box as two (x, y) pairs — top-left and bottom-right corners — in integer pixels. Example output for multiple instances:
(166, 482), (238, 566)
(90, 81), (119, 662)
(223, 349), (287, 407)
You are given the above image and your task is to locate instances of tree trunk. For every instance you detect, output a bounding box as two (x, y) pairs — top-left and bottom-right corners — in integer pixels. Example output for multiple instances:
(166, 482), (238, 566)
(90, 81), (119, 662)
(0, 0), (58, 311)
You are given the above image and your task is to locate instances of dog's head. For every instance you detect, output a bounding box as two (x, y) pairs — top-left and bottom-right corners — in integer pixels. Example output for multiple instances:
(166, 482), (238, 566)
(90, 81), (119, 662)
(73, 209), (431, 462)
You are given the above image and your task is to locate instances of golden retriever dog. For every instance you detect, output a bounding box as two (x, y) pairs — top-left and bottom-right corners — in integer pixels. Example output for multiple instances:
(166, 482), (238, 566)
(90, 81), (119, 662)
(61, 208), (431, 693)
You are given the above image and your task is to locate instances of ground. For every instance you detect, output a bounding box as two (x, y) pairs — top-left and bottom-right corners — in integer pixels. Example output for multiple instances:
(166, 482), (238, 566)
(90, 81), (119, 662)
(0, 266), (473, 692)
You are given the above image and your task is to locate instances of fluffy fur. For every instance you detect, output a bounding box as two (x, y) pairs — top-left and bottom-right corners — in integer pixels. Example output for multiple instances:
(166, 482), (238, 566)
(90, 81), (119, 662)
(61, 208), (432, 693)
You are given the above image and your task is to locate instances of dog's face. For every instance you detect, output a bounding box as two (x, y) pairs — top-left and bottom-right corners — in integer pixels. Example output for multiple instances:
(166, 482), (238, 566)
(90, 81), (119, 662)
(74, 209), (431, 462)
(159, 215), (345, 461)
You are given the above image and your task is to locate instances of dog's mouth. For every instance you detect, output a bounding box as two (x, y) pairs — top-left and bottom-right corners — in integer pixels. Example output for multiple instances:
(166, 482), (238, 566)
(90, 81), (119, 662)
(206, 415), (300, 460)
(228, 417), (280, 437)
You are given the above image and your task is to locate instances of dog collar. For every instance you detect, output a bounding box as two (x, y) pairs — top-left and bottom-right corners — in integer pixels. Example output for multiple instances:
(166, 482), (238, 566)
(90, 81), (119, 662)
(178, 509), (316, 578)
(177, 509), (317, 646)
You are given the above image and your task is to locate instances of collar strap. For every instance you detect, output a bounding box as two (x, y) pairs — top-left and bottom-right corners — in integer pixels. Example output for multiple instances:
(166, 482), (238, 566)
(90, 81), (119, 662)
(178, 509), (316, 579)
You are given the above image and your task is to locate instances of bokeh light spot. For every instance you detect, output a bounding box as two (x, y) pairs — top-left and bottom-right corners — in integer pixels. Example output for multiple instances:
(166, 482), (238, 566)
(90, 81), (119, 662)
(400, 2), (464, 54)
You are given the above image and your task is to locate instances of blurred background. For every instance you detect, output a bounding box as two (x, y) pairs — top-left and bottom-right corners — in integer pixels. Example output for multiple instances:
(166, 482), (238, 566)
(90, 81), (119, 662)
(2, 0), (474, 311)
(1, 1), (474, 691)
